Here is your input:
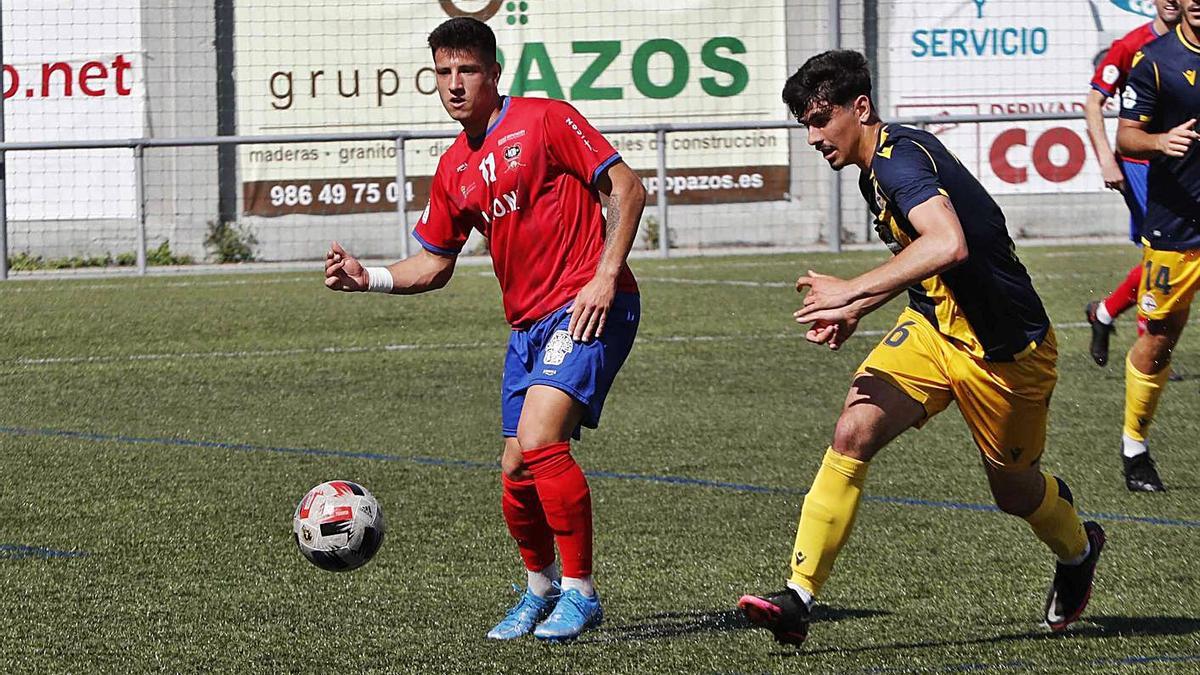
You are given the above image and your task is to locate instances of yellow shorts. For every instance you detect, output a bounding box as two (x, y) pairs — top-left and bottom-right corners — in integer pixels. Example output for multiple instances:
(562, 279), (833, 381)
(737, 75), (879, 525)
(856, 308), (1057, 471)
(1137, 245), (1200, 321)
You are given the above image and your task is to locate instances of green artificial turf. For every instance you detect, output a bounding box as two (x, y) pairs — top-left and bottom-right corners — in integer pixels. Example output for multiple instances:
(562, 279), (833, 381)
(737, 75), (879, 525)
(0, 244), (1197, 672)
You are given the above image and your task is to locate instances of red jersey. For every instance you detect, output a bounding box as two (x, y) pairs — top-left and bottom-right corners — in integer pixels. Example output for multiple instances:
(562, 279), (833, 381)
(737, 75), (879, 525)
(1091, 22), (1163, 98)
(1090, 22), (1164, 165)
(414, 96), (638, 329)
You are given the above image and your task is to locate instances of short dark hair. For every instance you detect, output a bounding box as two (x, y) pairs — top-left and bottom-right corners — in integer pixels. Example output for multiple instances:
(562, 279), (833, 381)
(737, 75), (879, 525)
(782, 50), (873, 122)
(428, 17), (498, 65)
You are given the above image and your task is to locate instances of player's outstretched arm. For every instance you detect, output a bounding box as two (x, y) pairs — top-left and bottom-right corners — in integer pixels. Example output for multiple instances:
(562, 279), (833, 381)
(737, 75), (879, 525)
(795, 195), (967, 328)
(848, 195), (968, 297)
(324, 241), (457, 295)
(567, 161), (647, 342)
(1118, 118), (1198, 159)
(1084, 89), (1125, 192)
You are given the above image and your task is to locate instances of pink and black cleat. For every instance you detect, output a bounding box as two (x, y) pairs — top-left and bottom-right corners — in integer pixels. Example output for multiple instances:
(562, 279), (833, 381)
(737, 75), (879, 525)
(738, 588), (811, 646)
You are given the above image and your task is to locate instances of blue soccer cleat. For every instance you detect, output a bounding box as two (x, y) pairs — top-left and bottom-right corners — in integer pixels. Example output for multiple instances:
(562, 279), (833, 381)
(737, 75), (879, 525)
(486, 585), (560, 640)
(532, 588), (603, 642)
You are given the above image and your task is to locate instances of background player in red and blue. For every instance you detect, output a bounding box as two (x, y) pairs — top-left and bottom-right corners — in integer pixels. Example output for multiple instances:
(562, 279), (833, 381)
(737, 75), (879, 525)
(1114, 2), (1200, 493)
(324, 17), (646, 641)
(1083, 0), (1181, 366)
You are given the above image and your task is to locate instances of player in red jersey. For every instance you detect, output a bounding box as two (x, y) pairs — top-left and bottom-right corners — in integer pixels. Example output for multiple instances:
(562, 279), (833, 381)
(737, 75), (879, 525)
(324, 17), (646, 642)
(1083, 0), (1181, 367)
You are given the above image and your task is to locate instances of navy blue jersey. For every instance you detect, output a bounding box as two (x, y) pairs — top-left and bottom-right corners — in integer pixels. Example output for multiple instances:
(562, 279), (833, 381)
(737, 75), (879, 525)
(858, 124), (1050, 362)
(1119, 25), (1200, 251)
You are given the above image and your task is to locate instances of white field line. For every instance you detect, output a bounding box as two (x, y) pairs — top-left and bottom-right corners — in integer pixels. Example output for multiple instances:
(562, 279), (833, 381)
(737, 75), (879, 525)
(638, 276), (793, 288)
(9, 341), (494, 366)
(0, 256), (1126, 293)
(7, 322), (1099, 369)
(639, 272), (1109, 286)
(0, 276), (314, 293)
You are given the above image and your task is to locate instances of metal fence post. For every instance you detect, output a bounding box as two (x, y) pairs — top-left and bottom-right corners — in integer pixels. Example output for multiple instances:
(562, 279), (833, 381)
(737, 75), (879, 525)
(0, 147), (7, 281)
(395, 136), (410, 259)
(135, 144), (147, 275)
(656, 128), (668, 258)
(0, 0), (8, 281)
(826, 0), (843, 252)
(827, 173), (842, 253)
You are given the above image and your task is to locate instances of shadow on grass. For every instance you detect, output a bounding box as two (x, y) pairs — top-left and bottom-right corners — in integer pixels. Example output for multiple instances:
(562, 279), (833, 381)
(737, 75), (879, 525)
(1077, 614), (1200, 638)
(789, 614), (1200, 659)
(578, 605), (888, 644)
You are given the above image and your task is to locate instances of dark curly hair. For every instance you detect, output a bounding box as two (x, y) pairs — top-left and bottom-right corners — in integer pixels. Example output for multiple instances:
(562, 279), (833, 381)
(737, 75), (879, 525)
(428, 17), (498, 65)
(782, 50), (873, 122)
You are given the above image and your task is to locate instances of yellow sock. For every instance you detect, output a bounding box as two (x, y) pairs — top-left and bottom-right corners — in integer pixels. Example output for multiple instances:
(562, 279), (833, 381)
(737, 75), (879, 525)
(1024, 472), (1087, 563)
(788, 448), (869, 598)
(1124, 353), (1172, 442)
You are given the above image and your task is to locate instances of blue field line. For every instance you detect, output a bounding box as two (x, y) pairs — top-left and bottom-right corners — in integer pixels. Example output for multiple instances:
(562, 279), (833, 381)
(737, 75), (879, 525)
(1101, 654), (1200, 668)
(0, 544), (89, 560)
(588, 468), (798, 495)
(3, 425), (1199, 530)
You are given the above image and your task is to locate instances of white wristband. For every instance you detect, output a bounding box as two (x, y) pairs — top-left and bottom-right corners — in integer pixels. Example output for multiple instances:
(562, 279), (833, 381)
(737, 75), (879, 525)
(365, 266), (394, 293)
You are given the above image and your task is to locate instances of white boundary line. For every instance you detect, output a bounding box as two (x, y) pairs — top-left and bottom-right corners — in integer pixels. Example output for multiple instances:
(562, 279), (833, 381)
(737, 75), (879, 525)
(0, 276), (314, 293)
(639, 272), (1117, 286)
(0, 268), (1123, 293)
(638, 276), (793, 288)
(7, 322), (1100, 369)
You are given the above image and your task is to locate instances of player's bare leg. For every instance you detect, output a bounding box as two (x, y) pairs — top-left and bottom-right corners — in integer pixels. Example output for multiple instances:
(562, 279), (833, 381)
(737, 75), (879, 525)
(739, 375), (923, 646)
(1122, 308), (1187, 491)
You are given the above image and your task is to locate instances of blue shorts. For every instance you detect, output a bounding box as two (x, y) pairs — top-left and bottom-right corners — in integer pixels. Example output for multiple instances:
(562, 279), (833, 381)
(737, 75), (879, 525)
(1120, 159), (1149, 243)
(501, 293), (640, 439)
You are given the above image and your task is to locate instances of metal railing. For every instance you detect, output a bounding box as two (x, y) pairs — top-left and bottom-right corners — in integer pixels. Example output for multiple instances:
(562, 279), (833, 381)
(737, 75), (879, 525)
(0, 110), (1108, 280)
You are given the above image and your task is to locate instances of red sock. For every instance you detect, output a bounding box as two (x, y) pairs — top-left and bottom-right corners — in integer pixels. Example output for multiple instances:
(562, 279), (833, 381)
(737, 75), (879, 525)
(501, 473), (556, 572)
(1137, 316), (1148, 337)
(1103, 263), (1142, 319)
(523, 441), (593, 578)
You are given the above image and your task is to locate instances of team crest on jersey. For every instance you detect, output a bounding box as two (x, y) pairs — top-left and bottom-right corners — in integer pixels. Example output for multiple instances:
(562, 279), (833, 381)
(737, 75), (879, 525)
(1121, 85), (1137, 110)
(503, 143), (525, 172)
(870, 182), (904, 253)
(543, 330), (574, 366)
(871, 182), (886, 212)
(1141, 293), (1158, 313)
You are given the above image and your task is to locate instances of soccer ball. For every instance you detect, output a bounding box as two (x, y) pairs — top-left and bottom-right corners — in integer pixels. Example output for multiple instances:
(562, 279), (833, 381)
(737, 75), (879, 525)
(292, 480), (385, 572)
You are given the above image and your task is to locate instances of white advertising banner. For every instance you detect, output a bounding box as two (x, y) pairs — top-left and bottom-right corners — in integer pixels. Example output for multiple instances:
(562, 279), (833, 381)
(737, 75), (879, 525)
(2, 1), (145, 220)
(884, 0), (1150, 194)
(234, 0), (790, 216)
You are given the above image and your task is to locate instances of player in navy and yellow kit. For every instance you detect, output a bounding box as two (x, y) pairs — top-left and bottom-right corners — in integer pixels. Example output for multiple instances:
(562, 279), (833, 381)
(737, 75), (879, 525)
(1082, 0), (1180, 368)
(737, 50), (1105, 646)
(1115, 5), (1200, 492)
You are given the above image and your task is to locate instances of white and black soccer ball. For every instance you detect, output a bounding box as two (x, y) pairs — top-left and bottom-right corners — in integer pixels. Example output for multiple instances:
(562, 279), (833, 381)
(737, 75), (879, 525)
(292, 480), (385, 572)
